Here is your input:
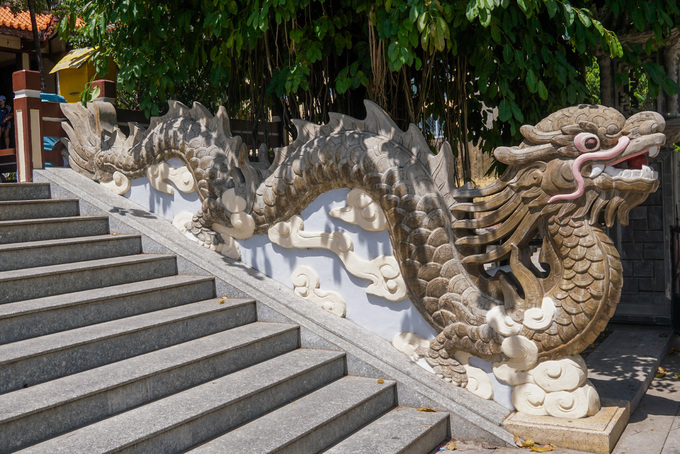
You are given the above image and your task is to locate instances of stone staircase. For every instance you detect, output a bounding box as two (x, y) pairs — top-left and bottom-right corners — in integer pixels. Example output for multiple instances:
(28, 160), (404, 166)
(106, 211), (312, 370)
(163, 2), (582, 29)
(0, 182), (450, 453)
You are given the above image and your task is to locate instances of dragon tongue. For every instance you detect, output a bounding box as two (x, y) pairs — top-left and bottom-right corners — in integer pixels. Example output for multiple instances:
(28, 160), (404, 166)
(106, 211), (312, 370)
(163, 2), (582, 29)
(626, 154), (648, 170)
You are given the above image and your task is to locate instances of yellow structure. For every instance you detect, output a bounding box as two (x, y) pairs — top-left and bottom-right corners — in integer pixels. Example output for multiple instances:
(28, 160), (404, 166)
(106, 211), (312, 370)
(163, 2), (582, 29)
(49, 48), (116, 103)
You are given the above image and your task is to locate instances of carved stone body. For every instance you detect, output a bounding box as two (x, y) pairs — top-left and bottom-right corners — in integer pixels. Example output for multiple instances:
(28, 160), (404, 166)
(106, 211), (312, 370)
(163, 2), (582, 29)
(61, 101), (665, 418)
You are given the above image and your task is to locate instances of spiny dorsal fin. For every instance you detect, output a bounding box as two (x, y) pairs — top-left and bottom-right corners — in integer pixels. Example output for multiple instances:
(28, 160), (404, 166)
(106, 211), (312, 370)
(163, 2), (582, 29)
(405, 123), (434, 163)
(325, 112), (362, 134)
(429, 141), (456, 198)
(124, 122), (148, 148)
(363, 100), (400, 141)
(362, 101), (432, 161)
(292, 119), (322, 145)
(269, 145), (292, 172)
(210, 106), (231, 137)
(146, 100), (190, 132)
(189, 102), (214, 127)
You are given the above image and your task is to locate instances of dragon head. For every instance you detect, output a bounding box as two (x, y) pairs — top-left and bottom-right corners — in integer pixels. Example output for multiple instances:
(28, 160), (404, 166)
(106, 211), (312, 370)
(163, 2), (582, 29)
(452, 104), (664, 272)
(494, 104), (664, 227)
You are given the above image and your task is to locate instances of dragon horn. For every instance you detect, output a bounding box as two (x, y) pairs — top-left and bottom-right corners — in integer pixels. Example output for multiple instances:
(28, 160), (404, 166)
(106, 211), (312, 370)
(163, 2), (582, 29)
(494, 143), (556, 165)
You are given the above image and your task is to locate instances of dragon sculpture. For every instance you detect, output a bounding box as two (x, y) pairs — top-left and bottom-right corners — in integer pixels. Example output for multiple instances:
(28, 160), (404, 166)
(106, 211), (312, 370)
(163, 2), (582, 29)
(61, 101), (665, 418)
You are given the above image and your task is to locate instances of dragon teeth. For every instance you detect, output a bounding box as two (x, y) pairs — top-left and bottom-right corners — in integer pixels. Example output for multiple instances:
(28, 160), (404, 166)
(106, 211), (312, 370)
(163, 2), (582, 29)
(589, 164), (604, 178)
(604, 166), (622, 177)
(602, 164), (655, 180)
(649, 146), (659, 157)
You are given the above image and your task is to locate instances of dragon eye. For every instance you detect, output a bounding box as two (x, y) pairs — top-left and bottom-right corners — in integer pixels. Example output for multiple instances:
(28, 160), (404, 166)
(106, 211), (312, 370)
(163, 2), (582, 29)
(575, 133), (600, 153)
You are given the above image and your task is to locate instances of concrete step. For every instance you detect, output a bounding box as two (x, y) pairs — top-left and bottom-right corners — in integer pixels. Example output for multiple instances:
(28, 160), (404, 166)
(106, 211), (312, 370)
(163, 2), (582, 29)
(587, 325), (674, 413)
(0, 233), (142, 272)
(0, 198), (80, 221)
(0, 275), (216, 344)
(190, 375), (397, 453)
(0, 322), (299, 452)
(0, 297), (256, 394)
(19, 349), (346, 454)
(324, 407), (450, 454)
(0, 182), (50, 201)
(0, 215), (110, 244)
(0, 253), (178, 304)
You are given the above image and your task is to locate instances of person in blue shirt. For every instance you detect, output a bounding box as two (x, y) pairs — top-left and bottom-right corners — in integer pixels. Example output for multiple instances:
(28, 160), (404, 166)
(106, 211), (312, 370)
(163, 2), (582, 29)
(0, 96), (12, 149)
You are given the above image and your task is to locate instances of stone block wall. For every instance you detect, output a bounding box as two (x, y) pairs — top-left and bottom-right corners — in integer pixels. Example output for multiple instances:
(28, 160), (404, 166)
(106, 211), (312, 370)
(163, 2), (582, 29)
(612, 149), (676, 324)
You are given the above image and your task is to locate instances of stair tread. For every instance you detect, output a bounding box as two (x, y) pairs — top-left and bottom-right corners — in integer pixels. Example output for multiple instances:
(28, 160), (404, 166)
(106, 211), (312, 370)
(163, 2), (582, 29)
(0, 274), (214, 320)
(0, 233), (140, 252)
(0, 183), (50, 201)
(0, 297), (254, 366)
(19, 349), (345, 454)
(0, 253), (175, 283)
(0, 322), (298, 423)
(324, 407), (449, 454)
(0, 198), (79, 206)
(190, 375), (396, 453)
(0, 215), (108, 227)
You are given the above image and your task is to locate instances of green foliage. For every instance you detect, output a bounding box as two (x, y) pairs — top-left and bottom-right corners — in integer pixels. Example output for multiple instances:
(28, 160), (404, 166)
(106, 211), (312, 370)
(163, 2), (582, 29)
(80, 79), (101, 105)
(586, 59), (601, 104)
(57, 0), (680, 181)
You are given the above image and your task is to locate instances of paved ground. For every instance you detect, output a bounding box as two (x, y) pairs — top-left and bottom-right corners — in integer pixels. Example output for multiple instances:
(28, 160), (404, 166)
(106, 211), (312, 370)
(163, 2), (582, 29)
(613, 342), (680, 454)
(435, 335), (680, 454)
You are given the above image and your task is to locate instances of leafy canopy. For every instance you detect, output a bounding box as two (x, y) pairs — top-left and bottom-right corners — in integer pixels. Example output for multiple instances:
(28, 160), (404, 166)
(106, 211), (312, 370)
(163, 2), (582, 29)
(58, 0), (679, 181)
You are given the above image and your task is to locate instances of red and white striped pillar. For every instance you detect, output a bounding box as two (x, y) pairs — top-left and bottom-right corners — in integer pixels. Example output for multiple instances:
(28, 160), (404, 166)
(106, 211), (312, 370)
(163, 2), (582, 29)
(12, 70), (43, 182)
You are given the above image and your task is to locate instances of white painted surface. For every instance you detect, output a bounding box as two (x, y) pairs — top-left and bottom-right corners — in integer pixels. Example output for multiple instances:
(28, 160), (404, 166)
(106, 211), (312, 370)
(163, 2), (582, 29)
(124, 158), (201, 222)
(240, 189), (437, 342)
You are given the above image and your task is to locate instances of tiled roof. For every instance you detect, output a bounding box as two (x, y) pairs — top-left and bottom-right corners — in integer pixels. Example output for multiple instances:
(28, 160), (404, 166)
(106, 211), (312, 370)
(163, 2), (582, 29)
(0, 6), (54, 32)
(0, 6), (58, 40)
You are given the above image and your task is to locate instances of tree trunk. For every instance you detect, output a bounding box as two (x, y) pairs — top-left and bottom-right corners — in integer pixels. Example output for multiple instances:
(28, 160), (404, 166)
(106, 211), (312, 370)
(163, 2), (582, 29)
(27, 0), (46, 92)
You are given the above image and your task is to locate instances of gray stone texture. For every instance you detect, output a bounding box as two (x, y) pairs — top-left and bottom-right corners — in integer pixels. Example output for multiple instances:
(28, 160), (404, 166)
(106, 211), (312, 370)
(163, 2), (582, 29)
(324, 406), (450, 454)
(0, 198), (80, 221)
(0, 322), (299, 452)
(0, 233), (142, 272)
(587, 326), (673, 413)
(21, 350), (347, 454)
(0, 182), (50, 201)
(0, 275), (215, 344)
(613, 152), (673, 324)
(0, 254), (178, 304)
(0, 297), (257, 393)
(189, 376), (398, 453)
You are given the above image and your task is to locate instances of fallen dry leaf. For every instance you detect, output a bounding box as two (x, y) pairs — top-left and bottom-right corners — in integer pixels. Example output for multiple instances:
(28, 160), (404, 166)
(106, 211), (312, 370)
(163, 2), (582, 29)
(660, 333), (668, 338)
(530, 443), (556, 452)
(656, 367), (667, 379)
(443, 441), (458, 450)
(521, 439), (535, 448)
(377, 379), (384, 384)
(418, 407), (437, 412)
(218, 299), (226, 305)
(514, 434), (523, 447)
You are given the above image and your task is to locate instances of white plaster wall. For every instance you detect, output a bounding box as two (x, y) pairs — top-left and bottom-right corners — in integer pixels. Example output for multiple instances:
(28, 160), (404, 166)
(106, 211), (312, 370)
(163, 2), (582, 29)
(123, 158), (201, 222)
(239, 189), (438, 342)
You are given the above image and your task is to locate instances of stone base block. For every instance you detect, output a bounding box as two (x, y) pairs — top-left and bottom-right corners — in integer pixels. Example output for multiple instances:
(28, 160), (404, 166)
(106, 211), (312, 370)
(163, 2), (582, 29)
(502, 399), (629, 454)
